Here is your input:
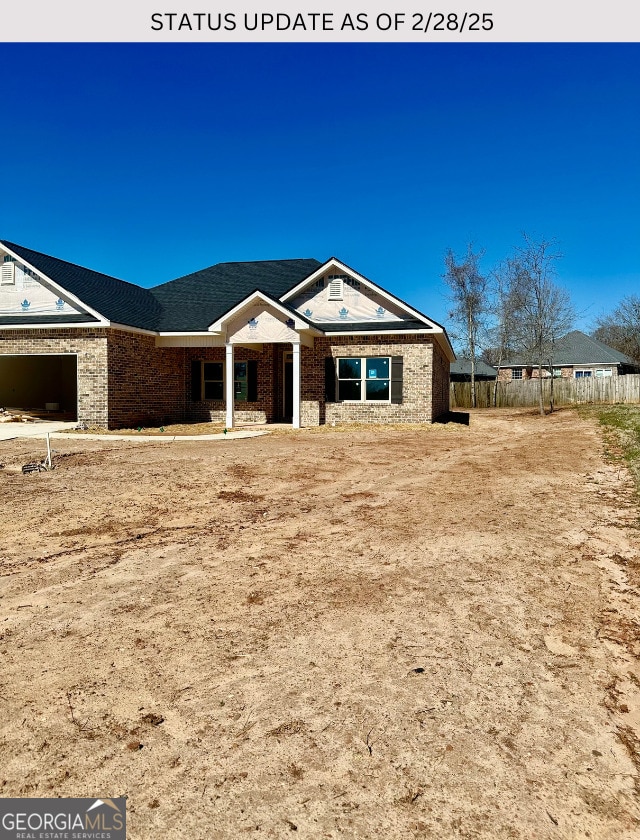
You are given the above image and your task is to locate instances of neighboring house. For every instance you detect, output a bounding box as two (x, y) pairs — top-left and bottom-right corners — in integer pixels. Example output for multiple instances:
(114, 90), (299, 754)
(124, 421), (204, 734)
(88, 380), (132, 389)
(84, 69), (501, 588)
(498, 330), (640, 382)
(0, 240), (454, 428)
(450, 359), (497, 382)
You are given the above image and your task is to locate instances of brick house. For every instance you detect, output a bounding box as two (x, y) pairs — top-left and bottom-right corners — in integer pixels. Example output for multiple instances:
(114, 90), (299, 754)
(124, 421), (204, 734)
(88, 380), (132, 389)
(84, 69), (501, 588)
(0, 240), (454, 429)
(497, 330), (640, 382)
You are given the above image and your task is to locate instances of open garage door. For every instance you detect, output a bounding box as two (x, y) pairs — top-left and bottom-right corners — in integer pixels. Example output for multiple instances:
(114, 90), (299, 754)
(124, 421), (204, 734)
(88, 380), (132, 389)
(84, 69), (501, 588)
(0, 354), (77, 420)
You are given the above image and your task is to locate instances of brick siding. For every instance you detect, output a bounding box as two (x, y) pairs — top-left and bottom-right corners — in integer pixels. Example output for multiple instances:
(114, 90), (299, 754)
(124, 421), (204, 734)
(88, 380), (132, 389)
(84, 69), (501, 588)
(184, 345), (276, 424)
(0, 328), (108, 426)
(430, 339), (450, 420)
(0, 328), (451, 428)
(301, 335), (447, 425)
(107, 329), (185, 428)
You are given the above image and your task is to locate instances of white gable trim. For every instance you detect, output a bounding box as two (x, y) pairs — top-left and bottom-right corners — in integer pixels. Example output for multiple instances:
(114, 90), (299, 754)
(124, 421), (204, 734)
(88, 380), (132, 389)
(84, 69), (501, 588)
(0, 242), (109, 326)
(208, 290), (317, 333)
(281, 257), (439, 329)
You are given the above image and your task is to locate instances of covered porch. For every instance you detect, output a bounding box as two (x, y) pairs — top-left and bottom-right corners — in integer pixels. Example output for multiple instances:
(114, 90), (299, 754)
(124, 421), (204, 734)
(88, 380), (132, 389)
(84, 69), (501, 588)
(158, 291), (318, 429)
(210, 292), (317, 430)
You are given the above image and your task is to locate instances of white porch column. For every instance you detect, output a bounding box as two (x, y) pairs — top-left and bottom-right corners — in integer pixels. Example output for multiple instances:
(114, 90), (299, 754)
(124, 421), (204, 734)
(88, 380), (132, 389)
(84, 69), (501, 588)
(292, 342), (301, 429)
(225, 342), (235, 428)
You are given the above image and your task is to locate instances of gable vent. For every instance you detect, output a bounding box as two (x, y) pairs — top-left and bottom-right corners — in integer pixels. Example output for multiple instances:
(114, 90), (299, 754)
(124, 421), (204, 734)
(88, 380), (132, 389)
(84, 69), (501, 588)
(1, 262), (15, 285)
(327, 275), (343, 300)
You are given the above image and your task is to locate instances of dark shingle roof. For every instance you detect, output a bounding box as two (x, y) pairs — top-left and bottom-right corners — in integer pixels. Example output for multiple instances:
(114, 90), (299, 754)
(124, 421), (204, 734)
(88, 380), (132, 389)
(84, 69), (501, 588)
(504, 330), (638, 367)
(450, 359), (498, 378)
(316, 320), (429, 332)
(1, 241), (162, 330)
(0, 242), (448, 341)
(150, 259), (322, 332)
(0, 314), (99, 325)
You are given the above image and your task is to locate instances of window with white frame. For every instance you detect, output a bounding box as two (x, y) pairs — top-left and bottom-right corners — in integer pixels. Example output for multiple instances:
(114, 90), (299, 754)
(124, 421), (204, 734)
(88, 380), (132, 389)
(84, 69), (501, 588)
(511, 368), (523, 380)
(595, 368), (612, 377)
(575, 370), (592, 379)
(553, 368), (562, 378)
(337, 356), (390, 401)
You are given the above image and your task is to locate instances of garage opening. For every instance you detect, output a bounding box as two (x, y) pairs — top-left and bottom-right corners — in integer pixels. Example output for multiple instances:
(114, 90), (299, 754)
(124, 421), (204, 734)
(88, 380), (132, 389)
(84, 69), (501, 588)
(0, 354), (78, 420)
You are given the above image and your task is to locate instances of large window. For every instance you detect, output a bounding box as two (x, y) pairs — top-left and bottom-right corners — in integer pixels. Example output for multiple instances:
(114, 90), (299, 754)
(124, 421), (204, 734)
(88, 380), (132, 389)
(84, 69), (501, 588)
(337, 356), (390, 402)
(192, 360), (256, 402)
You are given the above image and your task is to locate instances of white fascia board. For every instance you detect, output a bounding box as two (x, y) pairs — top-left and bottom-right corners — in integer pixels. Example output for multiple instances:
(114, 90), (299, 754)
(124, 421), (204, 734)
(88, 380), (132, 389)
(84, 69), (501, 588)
(280, 257), (439, 328)
(158, 331), (213, 337)
(109, 322), (159, 336)
(0, 321), (106, 331)
(208, 290), (309, 332)
(0, 243), (109, 325)
(323, 328), (435, 336)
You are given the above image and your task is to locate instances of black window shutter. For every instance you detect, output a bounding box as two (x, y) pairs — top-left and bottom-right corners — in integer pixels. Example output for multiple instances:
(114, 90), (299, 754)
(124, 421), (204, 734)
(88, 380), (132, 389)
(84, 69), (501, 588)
(391, 356), (403, 404)
(191, 360), (202, 401)
(247, 360), (258, 402)
(325, 357), (336, 402)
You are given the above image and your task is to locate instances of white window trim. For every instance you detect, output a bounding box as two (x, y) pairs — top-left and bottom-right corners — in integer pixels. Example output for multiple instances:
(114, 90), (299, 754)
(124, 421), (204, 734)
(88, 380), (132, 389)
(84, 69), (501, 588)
(574, 369), (593, 379)
(337, 356), (392, 403)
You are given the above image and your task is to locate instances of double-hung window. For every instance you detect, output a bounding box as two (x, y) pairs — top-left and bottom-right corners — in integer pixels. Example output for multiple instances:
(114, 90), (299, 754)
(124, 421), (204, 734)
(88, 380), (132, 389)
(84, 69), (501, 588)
(337, 356), (391, 402)
(192, 360), (256, 402)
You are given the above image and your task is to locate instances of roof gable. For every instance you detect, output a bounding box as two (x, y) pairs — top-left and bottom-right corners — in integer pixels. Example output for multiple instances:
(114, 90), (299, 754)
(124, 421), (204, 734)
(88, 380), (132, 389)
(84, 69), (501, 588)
(150, 258), (321, 332)
(281, 257), (442, 328)
(0, 247), (87, 320)
(1, 240), (161, 330)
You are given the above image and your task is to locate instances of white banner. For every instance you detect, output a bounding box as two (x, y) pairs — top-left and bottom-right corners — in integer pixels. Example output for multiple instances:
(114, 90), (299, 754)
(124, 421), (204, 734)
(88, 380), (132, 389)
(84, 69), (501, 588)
(1, 1), (639, 42)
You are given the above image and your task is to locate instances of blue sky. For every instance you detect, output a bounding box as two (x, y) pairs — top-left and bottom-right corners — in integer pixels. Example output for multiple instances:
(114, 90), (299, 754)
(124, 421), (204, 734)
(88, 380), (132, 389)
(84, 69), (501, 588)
(1, 43), (638, 336)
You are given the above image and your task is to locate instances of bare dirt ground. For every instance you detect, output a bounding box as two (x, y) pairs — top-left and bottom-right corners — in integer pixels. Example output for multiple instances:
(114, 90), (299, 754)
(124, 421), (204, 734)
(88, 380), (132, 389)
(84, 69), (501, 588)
(1, 408), (639, 839)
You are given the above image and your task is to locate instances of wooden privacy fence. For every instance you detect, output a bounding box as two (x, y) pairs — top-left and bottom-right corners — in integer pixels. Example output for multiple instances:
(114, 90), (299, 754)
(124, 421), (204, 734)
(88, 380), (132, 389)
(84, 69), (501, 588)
(450, 374), (640, 409)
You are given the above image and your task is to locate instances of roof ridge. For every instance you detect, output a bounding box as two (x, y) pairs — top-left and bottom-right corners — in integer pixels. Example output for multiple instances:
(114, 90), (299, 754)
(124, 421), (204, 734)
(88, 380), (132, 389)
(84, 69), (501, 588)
(216, 258), (319, 265)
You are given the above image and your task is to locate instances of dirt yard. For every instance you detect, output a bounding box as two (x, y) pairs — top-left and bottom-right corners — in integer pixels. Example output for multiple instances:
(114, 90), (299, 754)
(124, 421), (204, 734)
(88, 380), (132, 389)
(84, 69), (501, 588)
(1, 409), (639, 839)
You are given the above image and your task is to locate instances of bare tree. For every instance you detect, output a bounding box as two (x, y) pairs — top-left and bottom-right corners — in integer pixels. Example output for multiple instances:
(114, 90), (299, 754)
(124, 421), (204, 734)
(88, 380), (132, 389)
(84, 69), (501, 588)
(487, 257), (529, 407)
(443, 245), (489, 408)
(509, 235), (574, 415)
(593, 295), (640, 363)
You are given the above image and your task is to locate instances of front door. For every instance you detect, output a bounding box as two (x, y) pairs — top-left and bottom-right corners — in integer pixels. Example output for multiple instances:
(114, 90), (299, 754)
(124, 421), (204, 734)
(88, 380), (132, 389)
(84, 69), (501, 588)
(283, 351), (293, 420)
